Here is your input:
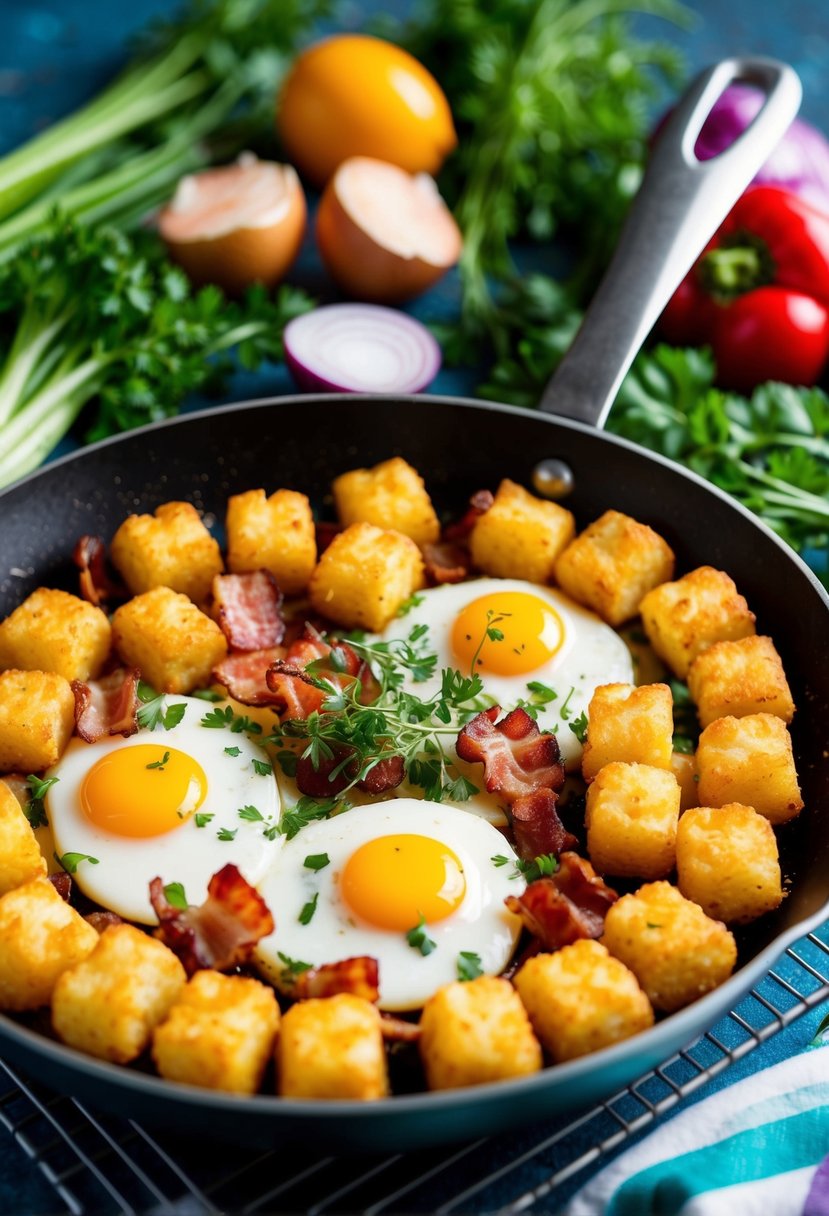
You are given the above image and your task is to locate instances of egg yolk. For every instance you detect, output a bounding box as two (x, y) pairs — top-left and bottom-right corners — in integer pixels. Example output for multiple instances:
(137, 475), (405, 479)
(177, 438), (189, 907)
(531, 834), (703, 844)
(81, 745), (207, 838)
(340, 834), (466, 931)
(451, 590), (565, 676)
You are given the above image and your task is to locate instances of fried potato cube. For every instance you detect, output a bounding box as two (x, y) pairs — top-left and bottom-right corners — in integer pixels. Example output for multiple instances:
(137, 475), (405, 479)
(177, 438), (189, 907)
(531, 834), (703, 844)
(670, 750), (698, 812)
(514, 940), (654, 1062)
(696, 713), (803, 824)
(0, 780), (46, 894)
(226, 488), (316, 595)
(601, 881), (737, 1013)
(469, 479), (575, 584)
(153, 970), (279, 1094)
(112, 587), (227, 694)
(639, 566), (756, 679)
(278, 994), (388, 1100)
(585, 762), (680, 879)
(554, 510), (675, 626)
(582, 682), (674, 781)
(110, 501), (223, 606)
(687, 635), (795, 728)
(0, 587), (111, 683)
(0, 879), (98, 1010)
(419, 976), (542, 1091)
(333, 457), (440, 548)
(0, 669), (74, 773)
(677, 803), (783, 924)
(52, 924), (186, 1064)
(308, 521), (424, 631)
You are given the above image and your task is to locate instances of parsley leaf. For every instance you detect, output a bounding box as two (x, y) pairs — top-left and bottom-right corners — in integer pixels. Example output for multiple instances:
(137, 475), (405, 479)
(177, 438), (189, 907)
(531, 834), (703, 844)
(55, 851), (99, 875)
(24, 773), (57, 828)
(298, 892), (319, 925)
(396, 592), (424, 617)
(277, 950), (312, 985)
(516, 854), (558, 884)
(457, 951), (484, 982)
(406, 914), (437, 957)
(217, 827), (237, 841)
(136, 684), (186, 732)
(303, 853), (330, 871)
(224, 746), (242, 757)
(191, 688), (223, 702)
(238, 805), (264, 822)
(163, 882), (188, 910)
(194, 812), (214, 828)
(145, 750), (171, 771)
(278, 797), (338, 841)
(568, 711), (588, 744)
(252, 759), (273, 776)
(491, 854), (510, 867)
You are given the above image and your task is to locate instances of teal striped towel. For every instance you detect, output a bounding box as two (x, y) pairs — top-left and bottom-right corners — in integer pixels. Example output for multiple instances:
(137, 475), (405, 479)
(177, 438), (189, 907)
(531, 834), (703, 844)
(565, 1044), (829, 1215)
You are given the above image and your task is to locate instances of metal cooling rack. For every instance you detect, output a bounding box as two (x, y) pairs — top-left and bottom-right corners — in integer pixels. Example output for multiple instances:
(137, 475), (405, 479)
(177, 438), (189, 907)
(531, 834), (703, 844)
(2, 926), (828, 1216)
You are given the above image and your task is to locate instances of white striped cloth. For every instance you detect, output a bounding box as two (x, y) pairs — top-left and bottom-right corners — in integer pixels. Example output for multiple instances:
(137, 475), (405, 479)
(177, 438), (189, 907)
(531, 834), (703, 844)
(564, 1044), (829, 1215)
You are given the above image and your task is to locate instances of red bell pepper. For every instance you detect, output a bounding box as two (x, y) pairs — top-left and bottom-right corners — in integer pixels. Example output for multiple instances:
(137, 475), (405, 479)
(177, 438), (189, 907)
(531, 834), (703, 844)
(660, 185), (829, 392)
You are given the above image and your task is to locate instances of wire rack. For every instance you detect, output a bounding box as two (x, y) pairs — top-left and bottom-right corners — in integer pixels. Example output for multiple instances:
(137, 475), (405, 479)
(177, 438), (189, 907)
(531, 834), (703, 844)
(2, 926), (828, 1216)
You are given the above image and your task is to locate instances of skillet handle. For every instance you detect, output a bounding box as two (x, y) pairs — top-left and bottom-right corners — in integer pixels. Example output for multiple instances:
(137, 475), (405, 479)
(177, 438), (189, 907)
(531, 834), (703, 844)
(537, 57), (802, 428)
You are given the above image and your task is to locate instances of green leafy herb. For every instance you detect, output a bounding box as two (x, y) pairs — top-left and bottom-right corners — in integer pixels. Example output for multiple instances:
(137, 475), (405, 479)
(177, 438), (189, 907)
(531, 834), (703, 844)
(491, 854), (510, 867)
(467, 608), (510, 677)
(163, 881), (188, 910)
(24, 774), (57, 828)
(298, 892), (319, 926)
(136, 685), (186, 732)
(202, 704), (262, 735)
(277, 950), (312, 985)
(55, 851), (99, 875)
(238, 804), (263, 822)
(526, 681), (558, 706)
(516, 853), (558, 884)
(217, 826), (237, 841)
(145, 750), (171, 771)
(275, 749), (298, 777)
(406, 914), (437, 957)
(224, 746), (242, 757)
(278, 796), (339, 841)
(457, 951), (484, 981)
(194, 812), (214, 828)
(396, 592), (425, 617)
(559, 686), (576, 721)
(252, 758), (273, 776)
(191, 688), (224, 702)
(303, 853), (330, 871)
(568, 711), (589, 744)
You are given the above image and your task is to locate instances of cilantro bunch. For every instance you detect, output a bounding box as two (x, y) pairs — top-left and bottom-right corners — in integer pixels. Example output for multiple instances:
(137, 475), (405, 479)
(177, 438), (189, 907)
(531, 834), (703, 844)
(0, 219), (312, 487)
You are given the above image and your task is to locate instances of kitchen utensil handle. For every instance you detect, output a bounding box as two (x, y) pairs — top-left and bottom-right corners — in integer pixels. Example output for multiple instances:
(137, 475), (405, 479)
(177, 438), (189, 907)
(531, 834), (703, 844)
(537, 57), (802, 427)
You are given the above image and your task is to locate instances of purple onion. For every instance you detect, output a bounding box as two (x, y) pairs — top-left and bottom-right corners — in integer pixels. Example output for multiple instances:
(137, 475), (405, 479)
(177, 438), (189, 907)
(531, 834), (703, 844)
(283, 304), (442, 395)
(694, 85), (829, 213)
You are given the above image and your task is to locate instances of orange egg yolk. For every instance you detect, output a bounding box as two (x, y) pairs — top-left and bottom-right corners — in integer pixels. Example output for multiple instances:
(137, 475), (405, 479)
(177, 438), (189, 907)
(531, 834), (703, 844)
(81, 745), (208, 838)
(340, 834), (466, 931)
(451, 590), (565, 676)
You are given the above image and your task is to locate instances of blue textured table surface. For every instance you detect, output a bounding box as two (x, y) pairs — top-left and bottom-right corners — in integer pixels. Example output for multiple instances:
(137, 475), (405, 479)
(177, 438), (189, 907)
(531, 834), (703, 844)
(0, 2), (827, 1213)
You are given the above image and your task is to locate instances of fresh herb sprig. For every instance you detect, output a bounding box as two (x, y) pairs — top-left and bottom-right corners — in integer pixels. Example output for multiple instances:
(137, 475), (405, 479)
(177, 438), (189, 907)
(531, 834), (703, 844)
(271, 628), (491, 805)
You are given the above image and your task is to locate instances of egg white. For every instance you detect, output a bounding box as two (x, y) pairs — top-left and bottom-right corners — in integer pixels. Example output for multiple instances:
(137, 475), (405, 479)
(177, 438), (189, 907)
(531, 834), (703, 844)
(378, 579), (634, 770)
(46, 696), (282, 924)
(254, 800), (525, 1011)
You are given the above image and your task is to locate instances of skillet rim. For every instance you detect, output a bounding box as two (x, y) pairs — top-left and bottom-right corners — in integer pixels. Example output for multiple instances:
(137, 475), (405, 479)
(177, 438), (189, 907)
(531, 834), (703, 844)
(0, 390), (827, 1128)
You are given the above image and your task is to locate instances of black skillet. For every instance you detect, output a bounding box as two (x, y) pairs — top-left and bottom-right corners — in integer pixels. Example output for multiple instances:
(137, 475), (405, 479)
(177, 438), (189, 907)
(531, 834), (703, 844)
(0, 58), (827, 1152)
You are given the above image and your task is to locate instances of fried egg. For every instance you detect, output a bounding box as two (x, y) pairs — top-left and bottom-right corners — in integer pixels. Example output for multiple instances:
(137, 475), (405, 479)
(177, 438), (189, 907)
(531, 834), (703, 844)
(255, 800), (525, 1010)
(45, 696), (281, 924)
(379, 579), (634, 769)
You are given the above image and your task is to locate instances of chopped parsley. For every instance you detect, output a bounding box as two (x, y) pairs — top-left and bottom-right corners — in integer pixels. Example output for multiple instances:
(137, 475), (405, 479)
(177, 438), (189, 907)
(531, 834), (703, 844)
(191, 688), (224, 702)
(145, 750), (171, 771)
(136, 683), (186, 731)
(278, 796), (340, 841)
(515, 853), (558, 884)
(201, 705), (262, 736)
(303, 853), (330, 871)
(558, 686), (576, 721)
(526, 680), (558, 706)
(252, 758), (273, 777)
(54, 851), (99, 875)
(238, 803), (280, 841)
(217, 826), (237, 841)
(224, 746), (242, 757)
(457, 951), (484, 981)
(278, 950), (312, 985)
(298, 892), (319, 925)
(194, 812), (214, 828)
(406, 914), (437, 957)
(491, 854), (510, 867)
(24, 774), (57, 828)
(275, 749), (298, 777)
(163, 881), (188, 910)
(568, 710), (588, 744)
(396, 592), (425, 617)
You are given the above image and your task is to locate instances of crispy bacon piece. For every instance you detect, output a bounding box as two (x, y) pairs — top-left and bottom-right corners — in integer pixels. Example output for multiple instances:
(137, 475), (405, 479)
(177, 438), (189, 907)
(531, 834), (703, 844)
(443, 489), (495, 545)
(71, 668), (140, 742)
(267, 660), (328, 720)
(295, 748), (405, 798)
(85, 910), (122, 933)
(294, 956), (380, 1003)
(510, 788), (578, 861)
(213, 570), (285, 651)
(423, 540), (469, 585)
(48, 873), (72, 901)
(456, 707), (565, 801)
(149, 863), (274, 977)
(73, 534), (127, 607)
(212, 647), (286, 705)
(380, 1013), (422, 1042)
(505, 852), (618, 952)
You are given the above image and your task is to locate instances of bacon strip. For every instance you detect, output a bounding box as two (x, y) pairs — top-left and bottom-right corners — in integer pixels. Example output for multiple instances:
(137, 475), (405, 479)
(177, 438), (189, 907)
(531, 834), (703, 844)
(360, 754), (405, 794)
(294, 956), (380, 1002)
(212, 647), (286, 705)
(49, 873), (72, 901)
(380, 1013), (421, 1042)
(510, 788), (577, 861)
(71, 668), (140, 742)
(456, 707), (565, 801)
(73, 534), (127, 607)
(423, 540), (469, 585)
(149, 863), (274, 977)
(213, 570), (285, 651)
(505, 853), (618, 952)
(443, 489), (495, 545)
(85, 910), (122, 933)
(267, 660), (328, 720)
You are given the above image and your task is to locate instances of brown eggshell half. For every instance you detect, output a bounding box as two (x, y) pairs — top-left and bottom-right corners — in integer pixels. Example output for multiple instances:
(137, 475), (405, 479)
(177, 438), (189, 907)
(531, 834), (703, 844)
(316, 156), (462, 304)
(159, 158), (307, 295)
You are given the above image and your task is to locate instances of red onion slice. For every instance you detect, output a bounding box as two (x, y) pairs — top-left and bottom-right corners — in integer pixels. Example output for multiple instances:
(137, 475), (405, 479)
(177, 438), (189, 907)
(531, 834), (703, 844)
(283, 303), (442, 394)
